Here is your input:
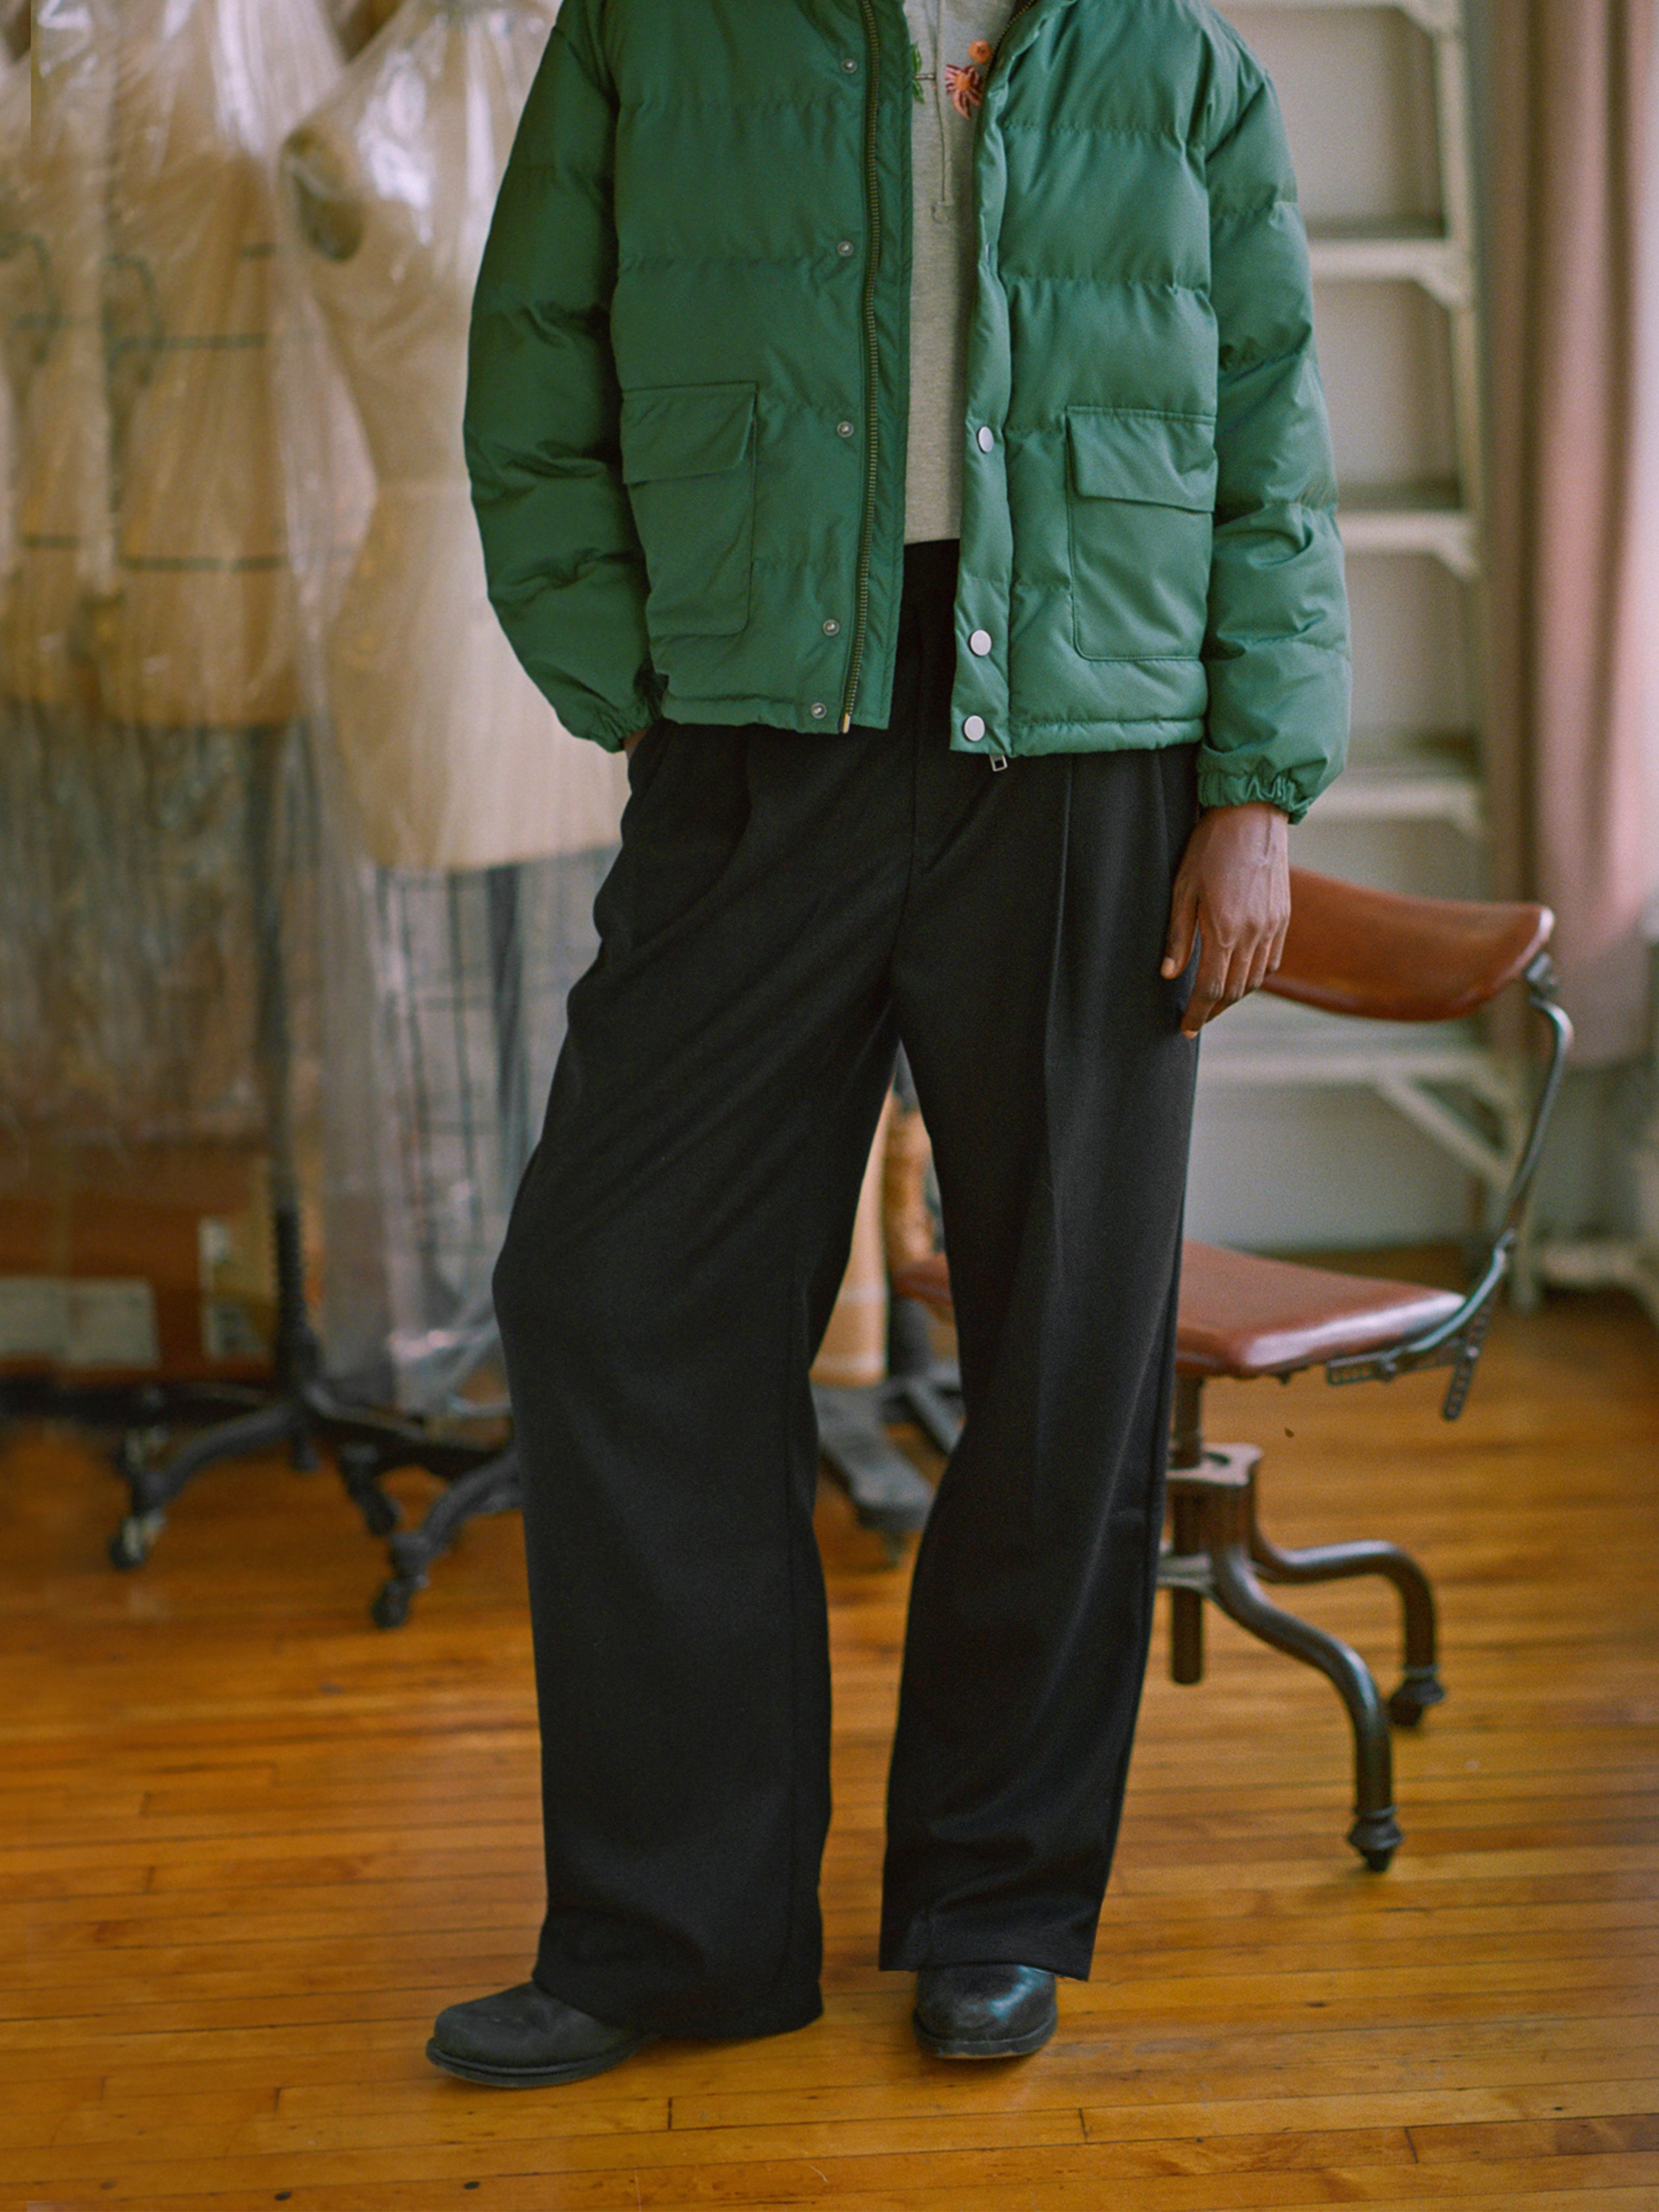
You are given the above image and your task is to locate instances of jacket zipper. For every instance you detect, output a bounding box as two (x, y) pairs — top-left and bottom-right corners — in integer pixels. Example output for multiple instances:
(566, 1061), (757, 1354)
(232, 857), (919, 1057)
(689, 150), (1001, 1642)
(993, 0), (1039, 63)
(972, 0), (1038, 770)
(837, 0), (1036, 740)
(839, 0), (883, 732)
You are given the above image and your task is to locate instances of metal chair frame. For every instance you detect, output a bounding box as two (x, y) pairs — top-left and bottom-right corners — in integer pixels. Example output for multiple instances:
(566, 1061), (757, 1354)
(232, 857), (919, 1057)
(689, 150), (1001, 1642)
(1159, 951), (1573, 1870)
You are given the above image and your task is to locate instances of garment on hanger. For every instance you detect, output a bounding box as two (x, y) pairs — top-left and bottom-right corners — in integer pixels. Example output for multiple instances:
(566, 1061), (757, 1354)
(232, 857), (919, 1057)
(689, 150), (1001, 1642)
(282, 0), (627, 871)
(0, 1), (351, 1139)
(276, 1), (623, 1409)
(11, 0), (369, 1143)
(2, 6), (115, 711)
(0, 47), (32, 594)
(0, 43), (47, 1121)
(99, 0), (349, 730)
(0, 16), (121, 1128)
(319, 848), (611, 1413)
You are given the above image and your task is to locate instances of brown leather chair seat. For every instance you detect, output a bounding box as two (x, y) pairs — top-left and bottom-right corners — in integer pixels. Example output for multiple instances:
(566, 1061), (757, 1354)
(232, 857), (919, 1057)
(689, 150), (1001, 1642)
(1174, 1243), (1464, 1380)
(893, 1244), (1465, 1383)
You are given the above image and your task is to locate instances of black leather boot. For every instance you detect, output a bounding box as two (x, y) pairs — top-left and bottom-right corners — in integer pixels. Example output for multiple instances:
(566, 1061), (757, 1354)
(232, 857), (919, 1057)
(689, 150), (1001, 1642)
(912, 1964), (1059, 2059)
(428, 1981), (654, 2087)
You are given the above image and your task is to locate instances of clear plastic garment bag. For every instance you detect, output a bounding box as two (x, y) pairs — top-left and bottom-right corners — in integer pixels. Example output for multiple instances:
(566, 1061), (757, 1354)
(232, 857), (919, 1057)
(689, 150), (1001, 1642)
(0, 16), (114, 1131)
(282, 0), (626, 1414)
(0, 0), (622, 1419)
(0, 0), (351, 1147)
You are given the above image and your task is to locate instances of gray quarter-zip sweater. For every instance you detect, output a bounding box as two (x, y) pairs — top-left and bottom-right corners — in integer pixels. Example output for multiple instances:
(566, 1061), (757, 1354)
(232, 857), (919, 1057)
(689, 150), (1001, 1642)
(901, 0), (1013, 541)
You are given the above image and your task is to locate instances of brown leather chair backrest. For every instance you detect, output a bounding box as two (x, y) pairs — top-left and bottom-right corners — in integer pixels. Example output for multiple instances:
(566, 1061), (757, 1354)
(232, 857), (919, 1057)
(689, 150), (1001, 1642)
(1267, 869), (1554, 1024)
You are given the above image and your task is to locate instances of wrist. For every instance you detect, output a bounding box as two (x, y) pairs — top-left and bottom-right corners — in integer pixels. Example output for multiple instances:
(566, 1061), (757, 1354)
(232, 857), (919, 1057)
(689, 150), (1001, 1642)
(1201, 799), (1288, 850)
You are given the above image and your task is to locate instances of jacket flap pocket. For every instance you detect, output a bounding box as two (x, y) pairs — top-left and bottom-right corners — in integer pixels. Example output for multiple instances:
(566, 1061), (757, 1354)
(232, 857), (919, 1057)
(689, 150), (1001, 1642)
(1066, 409), (1217, 512)
(621, 383), (757, 485)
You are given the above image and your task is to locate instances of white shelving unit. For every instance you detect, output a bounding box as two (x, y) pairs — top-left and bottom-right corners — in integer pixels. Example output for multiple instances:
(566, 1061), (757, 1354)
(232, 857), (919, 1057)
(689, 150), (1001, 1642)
(1199, 1001), (1526, 1199)
(1201, 0), (1529, 1231)
(1309, 733), (1485, 838)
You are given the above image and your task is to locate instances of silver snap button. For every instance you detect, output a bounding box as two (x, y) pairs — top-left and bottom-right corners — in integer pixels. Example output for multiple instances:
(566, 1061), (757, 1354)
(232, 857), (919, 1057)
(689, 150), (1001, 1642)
(968, 628), (993, 657)
(976, 425), (995, 452)
(810, 701), (828, 719)
(822, 618), (841, 635)
(836, 238), (855, 257)
(841, 55), (858, 72)
(836, 419), (855, 438)
(962, 715), (987, 743)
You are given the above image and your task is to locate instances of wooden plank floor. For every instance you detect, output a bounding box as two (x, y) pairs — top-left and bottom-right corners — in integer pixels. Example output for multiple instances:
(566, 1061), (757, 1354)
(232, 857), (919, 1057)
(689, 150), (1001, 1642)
(3, 1268), (1658, 2210)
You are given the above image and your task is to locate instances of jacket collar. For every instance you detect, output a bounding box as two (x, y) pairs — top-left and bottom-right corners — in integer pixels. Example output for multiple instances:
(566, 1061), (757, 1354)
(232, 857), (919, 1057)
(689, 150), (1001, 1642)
(991, 0), (1083, 76)
(794, 0), (1081, 74)
(797, 0), (1078, 32)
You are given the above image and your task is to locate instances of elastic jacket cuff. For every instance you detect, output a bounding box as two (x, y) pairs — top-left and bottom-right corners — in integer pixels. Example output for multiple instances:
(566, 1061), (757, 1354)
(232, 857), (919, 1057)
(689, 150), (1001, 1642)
(1196, 770), (1313, 824)
(571, 697), (660, 755)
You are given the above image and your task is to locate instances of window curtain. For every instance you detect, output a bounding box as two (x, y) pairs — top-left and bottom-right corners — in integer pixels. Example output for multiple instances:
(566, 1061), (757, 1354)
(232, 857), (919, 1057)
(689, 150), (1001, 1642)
(1483, 0), (1659, 1067)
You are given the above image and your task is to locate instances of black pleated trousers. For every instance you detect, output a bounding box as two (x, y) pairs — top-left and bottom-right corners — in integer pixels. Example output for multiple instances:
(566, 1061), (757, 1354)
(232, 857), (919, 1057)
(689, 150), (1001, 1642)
(493, 540), (1201, 2039)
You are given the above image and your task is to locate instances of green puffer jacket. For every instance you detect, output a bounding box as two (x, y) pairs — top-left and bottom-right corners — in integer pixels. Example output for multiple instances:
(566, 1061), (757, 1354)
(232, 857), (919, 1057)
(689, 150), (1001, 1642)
(466, 0), (1350, 817)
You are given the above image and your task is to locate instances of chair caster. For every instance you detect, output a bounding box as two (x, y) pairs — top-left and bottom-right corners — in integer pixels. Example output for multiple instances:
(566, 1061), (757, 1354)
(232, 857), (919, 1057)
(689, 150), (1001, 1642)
(109, 1509), (166, 1570)
(1349, 1808), (1403, 1872)
(1387, 1666), (1446, 1728)
(371, 1575), (421, 1629)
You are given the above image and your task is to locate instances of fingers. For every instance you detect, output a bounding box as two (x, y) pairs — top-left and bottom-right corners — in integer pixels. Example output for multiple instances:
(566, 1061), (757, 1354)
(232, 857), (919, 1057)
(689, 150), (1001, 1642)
(1192, 930), (1290, 1033)
(1161, 877), (1199, 979)
(1243, 932), (1275, 1000)
(1241, 907), (1291, 1001)
(1185, 917), (1300, 1034)
(1163, 797), (1292, 1032)
(1181, 929), (1234, 1037)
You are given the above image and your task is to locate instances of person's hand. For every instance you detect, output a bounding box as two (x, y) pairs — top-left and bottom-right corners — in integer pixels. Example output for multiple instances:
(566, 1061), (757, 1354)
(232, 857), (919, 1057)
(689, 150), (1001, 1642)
(623, 728), (647, 756)
(1160, 801), (1290, 1039)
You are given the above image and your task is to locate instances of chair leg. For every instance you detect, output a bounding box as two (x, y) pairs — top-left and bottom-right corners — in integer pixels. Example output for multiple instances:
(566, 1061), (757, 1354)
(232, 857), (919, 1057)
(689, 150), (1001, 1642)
(1208, 1535), (1403, 1872)
(1247, 1506), (1446, 1729)
(1167, 1488), (1206, 1685)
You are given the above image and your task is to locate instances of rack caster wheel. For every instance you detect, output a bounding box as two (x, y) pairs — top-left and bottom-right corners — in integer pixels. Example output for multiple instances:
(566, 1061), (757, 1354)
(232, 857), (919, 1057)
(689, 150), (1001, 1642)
(356, 1490), (400, 1538)
(1349, 1808), (1402, 1873)
(116, 1426), (169, 1483)
(109, 1509), (166, 1570)
(339, 1443), (400, 1538)
(1388, 1667), (1446, 1729)
(371, 1577), (419, 1629)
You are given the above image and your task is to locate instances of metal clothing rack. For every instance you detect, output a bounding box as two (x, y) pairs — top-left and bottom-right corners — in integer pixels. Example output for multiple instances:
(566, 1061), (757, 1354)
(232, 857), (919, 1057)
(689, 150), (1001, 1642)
(368, 1057), (954, 1623)
(106, 723), (514, 1569)
(366, 1293), (955, 1625)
